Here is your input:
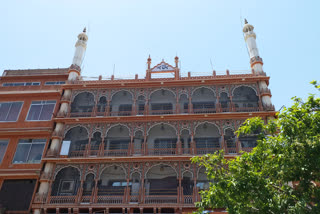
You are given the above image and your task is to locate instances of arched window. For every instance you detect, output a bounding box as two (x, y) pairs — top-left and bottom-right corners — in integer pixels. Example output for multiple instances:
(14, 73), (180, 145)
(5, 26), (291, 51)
(97, 96), (107, 115)
(89, 132), (102, 156)
(224, 128), (236, 154)
(64, 127), (89, 157)
(70, 92), (95, 117)
(181, 130), (191, 154)
(110, 91), (133, 116)
(220, 92), (231, 112)
(104, 125), (130, 156)
(194, 123), (221, 155)
(98, 166), (126, 197)
(133, 131), (143, 156)
(149, 89), (176, 115)
(83, 173), (95, 196)
(129, 172), (141, 203)
(137, 96), (145, 115)
(145, 164), (177, 198)
(147, 124), (177, 155)
(179, 94), (189, 114)
(233, 86), (259, 112)
(192, 87), (216, 113)
(51, 167), (80, 196)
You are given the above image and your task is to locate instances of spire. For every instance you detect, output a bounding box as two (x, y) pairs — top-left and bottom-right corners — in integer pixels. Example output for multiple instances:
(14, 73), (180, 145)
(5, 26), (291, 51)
(244, 18), (248, 24)
(70, 28), (89, 79)
(147, 55), (151, 69)
(83, 27), (86, 33)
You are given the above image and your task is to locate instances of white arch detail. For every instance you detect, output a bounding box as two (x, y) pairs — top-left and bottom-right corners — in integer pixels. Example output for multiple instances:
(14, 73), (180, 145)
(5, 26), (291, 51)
(145, 163), (178, 179)
(99, 164), (127, 179)
(147, 122), (178, 136)
(194, 121), (221, 135)
(191, 86), (216, 97)
(105, 123), (131, 136)
(231, 85), (258, 96)
(182, 170), (193, 179)
(223, 126), (235, 135)
(149, 88), (177, 99)
(64, 125), (90, 138)
(130, 171), (142, 179)
(72, 91), (96, 102)
(53, 165), (82, 180)
(110, 89), (134, 101)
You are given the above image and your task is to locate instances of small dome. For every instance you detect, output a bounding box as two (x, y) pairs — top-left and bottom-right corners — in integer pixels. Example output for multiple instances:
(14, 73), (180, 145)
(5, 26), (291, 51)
(243, 19), (254, 33)
(77, 28), (88, 42)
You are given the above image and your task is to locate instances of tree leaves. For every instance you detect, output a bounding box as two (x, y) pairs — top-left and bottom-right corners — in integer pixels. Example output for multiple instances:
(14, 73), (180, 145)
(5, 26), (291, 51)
(192, 82), (320, 214)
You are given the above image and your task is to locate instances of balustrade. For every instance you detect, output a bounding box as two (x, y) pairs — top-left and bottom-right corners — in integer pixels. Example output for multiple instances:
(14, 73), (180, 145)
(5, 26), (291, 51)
(59, 140), (247, 159)
(66, 101), (271, 118)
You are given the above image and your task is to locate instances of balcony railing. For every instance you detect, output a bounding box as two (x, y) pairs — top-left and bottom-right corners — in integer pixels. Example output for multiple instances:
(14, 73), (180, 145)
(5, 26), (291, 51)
(66, 102), (273, 118)
(56, 140), (253, 159)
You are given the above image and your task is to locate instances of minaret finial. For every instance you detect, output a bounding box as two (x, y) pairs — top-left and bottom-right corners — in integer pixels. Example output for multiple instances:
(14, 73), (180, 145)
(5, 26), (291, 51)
(244, 19), (248, 24)
(83, 27), (86, 33)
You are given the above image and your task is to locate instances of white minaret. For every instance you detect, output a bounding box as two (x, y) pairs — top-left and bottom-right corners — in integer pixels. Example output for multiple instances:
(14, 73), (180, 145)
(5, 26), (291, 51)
(243, 19), (263, 74)
(243, 19), (273, 109)
(33, 29), (88, 214)
(69, 28), (88, 81)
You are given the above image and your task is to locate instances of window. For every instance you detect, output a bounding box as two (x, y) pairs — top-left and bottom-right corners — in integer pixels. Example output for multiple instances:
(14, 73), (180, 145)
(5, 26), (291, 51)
(154, 138), (177, 149)
(13, 139), (46, 163)
(108, 139), (130, 150)
(195, 137), (220, 148)
(0, 102), (23, 122)
(26, 100), (56, 121)
(0, 140), (8, 163)
(45, 81), (65, 85)
(3, 82), (40, 86)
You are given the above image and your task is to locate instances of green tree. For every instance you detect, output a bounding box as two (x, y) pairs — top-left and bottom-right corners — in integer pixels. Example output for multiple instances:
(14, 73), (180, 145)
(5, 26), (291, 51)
(192, 82), (320, 214)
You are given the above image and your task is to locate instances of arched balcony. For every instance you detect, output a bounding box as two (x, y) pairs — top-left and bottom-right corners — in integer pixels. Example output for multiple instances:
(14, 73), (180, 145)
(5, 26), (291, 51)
(144, 164), (178, 204)
(147, 124), (177, 155)
(80, 173), (95, 203)
(110, 90), (133, 116)
(182, 171), (194, 204)
(194, 123), (221, 155)
(96, 96), (107, 116)
(179, 94), (189, 114)
(191, 87), (216, 114)
(104, 125), (131, 156)
(220, 92), (231, 112)
(224, 128), (237, 154)
(129, 172), (141, 203)
(181, 129), (191, 154)
(70, 92), (95, 117)
(149, 89), (176, 115)
(46, 163), (218, 206)
(196, 167), (210, 201)
(50, 167), (80, 204)
(64, 127), (89, 157)
(233, 86), (259, 112)
(97, 165), (127, 203)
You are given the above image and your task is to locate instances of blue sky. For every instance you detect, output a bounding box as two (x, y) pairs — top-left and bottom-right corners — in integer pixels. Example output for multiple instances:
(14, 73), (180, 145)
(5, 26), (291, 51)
(1, 0), (319, 109)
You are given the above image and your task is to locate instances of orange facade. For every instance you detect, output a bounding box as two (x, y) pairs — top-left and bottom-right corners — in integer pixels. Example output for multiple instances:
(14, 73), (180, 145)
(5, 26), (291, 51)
(0, 59), (276, 214)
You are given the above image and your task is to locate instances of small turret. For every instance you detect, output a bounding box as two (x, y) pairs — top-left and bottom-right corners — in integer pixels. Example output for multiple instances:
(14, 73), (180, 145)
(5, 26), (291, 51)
(72, 28), (88, 68)
(69, 28), (88, 81)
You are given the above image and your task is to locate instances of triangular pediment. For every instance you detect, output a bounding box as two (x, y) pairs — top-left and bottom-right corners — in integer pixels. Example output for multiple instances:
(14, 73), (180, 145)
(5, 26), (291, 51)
(151, 61), (175, 73)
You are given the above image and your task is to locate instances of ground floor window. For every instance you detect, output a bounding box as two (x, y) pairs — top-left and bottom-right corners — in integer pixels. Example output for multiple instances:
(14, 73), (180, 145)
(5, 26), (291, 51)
(0, 179), (36, 211)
